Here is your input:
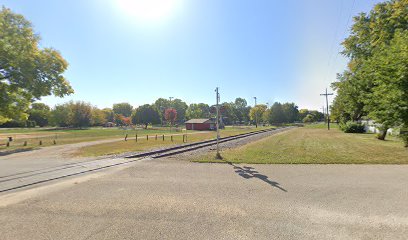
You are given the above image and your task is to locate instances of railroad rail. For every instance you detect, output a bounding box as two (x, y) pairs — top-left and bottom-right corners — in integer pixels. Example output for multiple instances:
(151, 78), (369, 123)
(0, 127), (291, 193)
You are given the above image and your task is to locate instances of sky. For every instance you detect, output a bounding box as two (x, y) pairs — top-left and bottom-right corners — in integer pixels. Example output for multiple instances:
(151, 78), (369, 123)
(2, 0), (381, 110)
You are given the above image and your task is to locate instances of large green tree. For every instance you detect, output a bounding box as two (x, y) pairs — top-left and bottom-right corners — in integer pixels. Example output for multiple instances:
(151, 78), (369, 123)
(249, 104), (267, 125)
(0, 7), (73, 123)
(282, 103), (299, 123)
(185, 103), (210, 120)
(112, 103), (133, 117)
(233, 98), (250, 123)
(51, 103), (71, 127)
(362, 30), (408, 140)
(268, 102), (286, 124)
(332, 0), (407, 140)
(171, 99), (188, 123)
(69, 101), (93, 128)
(132, 104), (160, 129)
(28, 103), (51, 127)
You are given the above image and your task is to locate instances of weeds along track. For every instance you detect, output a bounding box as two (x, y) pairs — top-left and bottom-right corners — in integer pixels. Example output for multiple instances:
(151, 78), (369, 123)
(0, 127), (291, 193)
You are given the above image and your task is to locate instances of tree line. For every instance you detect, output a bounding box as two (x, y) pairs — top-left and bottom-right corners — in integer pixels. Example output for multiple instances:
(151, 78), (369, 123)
(0, 98), (323, 128)
(330, 0), (407, 145)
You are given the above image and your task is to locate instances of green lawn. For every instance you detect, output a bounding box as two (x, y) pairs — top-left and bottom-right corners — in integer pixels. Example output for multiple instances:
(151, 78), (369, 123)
(195, 125), (408, 164)
(76, 126), (273, 157)
(0, 127), (193, 152)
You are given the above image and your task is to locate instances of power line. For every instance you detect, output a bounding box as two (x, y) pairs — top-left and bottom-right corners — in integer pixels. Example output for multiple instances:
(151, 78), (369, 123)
(325, 0), (357, 85)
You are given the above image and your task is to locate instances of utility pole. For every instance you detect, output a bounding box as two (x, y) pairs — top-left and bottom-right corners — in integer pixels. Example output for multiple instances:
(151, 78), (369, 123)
(253, 97), (258, 128)
(320, 88), (333, 130)
(321, 106), (326, 120)
(215, 87), (222, 159)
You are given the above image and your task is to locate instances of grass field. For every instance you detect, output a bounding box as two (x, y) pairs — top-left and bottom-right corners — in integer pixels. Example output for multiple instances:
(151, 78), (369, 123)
(76, 126), (273, 157)
(0, 127), (190, 152)
(195, 124), (408, 164)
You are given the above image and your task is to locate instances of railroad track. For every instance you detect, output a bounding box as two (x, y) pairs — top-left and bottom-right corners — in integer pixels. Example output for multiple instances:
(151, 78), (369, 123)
(0, 127), (291, 193)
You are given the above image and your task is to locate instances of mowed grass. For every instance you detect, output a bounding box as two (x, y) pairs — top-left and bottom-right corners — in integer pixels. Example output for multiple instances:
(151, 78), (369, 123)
(195, 125), (408, 164)
(76, 126), (273, 157)
(0, 127), (189, 152)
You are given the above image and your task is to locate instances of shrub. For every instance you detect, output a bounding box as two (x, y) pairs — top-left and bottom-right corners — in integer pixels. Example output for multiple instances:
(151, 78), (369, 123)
(340, 121), (365, 133)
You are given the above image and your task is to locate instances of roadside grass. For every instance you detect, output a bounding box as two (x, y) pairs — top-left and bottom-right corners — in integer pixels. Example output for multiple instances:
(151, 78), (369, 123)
(76, 126), (273, 157)
(0, 127), (193, 152)
(194, 126), (408, 164)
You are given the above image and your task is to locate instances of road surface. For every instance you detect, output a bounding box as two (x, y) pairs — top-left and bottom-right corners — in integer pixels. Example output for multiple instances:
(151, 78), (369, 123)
(0, 158), (407, 240)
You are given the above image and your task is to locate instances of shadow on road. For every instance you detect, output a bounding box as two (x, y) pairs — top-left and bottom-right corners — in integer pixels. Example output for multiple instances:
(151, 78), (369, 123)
(226, 162), (287, 192)
(0, 148), (36, 157)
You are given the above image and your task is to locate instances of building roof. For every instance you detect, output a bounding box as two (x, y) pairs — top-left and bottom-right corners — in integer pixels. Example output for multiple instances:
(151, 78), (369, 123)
(185, 119), (214, 124)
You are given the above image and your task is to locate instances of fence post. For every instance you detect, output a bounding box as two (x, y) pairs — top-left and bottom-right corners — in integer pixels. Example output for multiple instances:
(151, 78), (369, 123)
(136, 134), (138, 142)
(125, 134), (128, 141)
(171, 135), (173, 142)
(162, 135), (164, 141)
(53, 140), (57, 145)
(147, 135), (149, 141)
(39, 140), (42, 145)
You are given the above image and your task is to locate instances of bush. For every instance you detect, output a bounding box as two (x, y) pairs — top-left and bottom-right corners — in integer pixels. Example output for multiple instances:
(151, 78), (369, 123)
(340, 121), (365, 133)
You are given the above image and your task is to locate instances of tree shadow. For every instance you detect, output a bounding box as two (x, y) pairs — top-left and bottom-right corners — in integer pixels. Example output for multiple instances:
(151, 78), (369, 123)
(226, 162), (287, 192)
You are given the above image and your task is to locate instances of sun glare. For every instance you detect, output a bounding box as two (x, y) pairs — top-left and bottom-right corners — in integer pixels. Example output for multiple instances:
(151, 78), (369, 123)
(116, 0), (182, 23)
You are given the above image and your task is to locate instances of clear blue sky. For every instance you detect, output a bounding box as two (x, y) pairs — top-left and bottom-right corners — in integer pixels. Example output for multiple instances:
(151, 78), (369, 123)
(2, 0), (381, 110)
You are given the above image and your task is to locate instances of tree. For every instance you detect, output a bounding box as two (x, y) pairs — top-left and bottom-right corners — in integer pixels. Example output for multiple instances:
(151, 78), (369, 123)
(268, 102), (286, 124)
(132, 104), (160, 129)
(28, 103), (51, 127)
(362, 30), (408, 140)
(0, 7), (73, 124)
(91, 107), (107, 126)
(249, 104), (267, 125)
(221, 102), (237, 125)
(185, 103), (210, 120)
(282, 103), (299, 123)
(302, 114), (315, 123)
(164, 108), (177, 128)
(153, 98), (171, 124)
(233, 98), (250, 123)
(102, 108), (115, 122)
(112, 103), (133, 117)
(69, 101), (93, 128)
(51, 103), (71, 127)
(114, 114), (125, 126)
(171, 99), (188, 123)
(298, 109), (309, 121)
(332, 0), (408, 140)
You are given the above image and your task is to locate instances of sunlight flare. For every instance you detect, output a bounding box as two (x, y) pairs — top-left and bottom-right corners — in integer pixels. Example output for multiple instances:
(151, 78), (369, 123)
(116, 0), (182, 23)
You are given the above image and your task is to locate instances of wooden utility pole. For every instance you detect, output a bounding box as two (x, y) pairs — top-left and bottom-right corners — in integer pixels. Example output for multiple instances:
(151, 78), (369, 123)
(320, 88), (333, 130)
(253, 97), (258, 128)
(215, 87), (222, 159)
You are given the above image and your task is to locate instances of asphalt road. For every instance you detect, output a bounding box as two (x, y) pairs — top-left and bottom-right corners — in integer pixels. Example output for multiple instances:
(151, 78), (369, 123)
(0, 159), (407, 240)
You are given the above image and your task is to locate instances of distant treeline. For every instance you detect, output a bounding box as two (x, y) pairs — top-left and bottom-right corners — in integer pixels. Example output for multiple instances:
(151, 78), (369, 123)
(0, 98), (323, 128)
